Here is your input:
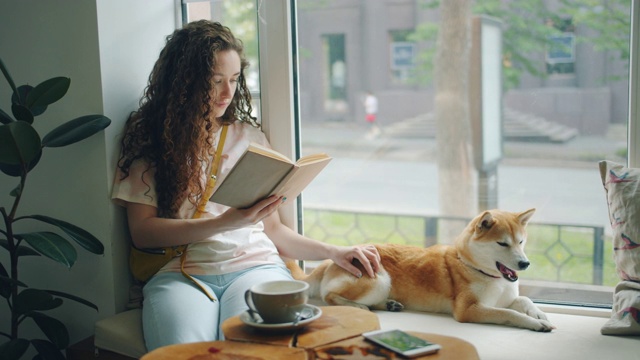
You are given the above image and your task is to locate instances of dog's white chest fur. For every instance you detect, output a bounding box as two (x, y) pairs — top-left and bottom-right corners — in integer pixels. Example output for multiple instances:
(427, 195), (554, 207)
(472, 279), (519, 308)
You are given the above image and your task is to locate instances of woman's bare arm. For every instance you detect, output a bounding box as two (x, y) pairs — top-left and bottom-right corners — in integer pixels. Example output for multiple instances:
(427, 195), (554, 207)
(263, 211), (381, 278)
(127, 195), (284, 248)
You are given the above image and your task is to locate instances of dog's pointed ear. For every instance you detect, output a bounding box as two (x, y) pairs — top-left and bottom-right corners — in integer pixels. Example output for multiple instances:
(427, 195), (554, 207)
(518, 208), (536, 226)
(476, 211), (494, 233)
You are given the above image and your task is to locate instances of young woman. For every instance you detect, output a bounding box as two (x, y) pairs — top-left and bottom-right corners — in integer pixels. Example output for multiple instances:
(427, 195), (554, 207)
(111, 20), (380, 350)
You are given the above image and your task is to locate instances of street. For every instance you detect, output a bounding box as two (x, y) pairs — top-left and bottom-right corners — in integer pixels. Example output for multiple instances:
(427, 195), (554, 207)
(299, 123), (620, 232)
(304, 158), (608, 230)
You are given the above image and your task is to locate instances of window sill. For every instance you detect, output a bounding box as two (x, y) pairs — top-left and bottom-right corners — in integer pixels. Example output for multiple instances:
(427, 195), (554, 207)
(520, 279), (614, 310)
(374, 307), (637, 360)
(536, 303), (611, 318)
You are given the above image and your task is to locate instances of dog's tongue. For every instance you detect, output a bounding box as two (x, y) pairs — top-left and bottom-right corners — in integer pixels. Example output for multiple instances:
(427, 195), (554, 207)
(497, 262), (518, 282)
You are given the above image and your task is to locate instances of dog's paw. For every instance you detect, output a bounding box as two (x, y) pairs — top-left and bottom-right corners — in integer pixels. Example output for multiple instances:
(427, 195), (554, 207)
(533, 319), (556, 332)
(514, 297), (550, 321)
(386, 299), (404, 312)
(524, 305), (549, 321)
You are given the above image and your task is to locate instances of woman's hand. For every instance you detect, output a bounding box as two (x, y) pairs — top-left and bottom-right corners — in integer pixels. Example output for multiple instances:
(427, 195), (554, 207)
(125, 196), (284, 249)
(262, 210), (381, 279)
(330, 244), (381, 279)
(217, 195), (284, 230)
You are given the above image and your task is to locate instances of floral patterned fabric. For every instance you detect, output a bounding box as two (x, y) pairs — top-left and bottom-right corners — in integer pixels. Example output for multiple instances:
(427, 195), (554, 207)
(599, 160), (640, 335)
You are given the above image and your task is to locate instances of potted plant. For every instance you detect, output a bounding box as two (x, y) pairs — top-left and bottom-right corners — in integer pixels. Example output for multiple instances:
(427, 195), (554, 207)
(0, 56), (111, 359)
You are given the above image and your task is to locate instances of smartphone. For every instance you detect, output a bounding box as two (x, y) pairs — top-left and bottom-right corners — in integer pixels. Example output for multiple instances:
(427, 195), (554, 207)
(363, 329), (442, 358)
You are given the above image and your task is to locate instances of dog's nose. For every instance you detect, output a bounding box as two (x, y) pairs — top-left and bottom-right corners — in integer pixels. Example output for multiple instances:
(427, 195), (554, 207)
(518, 261), (530, 270)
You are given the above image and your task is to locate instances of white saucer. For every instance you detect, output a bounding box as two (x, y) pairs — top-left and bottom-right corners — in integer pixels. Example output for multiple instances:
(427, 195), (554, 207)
(240, 304), (322, 331)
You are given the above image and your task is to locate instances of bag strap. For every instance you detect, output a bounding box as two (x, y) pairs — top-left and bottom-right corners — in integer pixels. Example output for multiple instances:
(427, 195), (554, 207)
(180, 124), (229, 302)
(193, 124), (229, 219)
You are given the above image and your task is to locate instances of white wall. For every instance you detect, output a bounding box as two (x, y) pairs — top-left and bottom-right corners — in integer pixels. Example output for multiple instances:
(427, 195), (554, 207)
(95, 0), (177, 316)
(0, 0), (177, 347)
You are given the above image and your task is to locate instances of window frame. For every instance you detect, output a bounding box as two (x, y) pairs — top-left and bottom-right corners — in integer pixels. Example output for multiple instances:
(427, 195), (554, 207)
(256, 0), (301, 231)
(629, 0), (640, 167)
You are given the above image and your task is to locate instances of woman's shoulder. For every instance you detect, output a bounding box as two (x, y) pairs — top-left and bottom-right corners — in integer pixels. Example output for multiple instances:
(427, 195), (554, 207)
(228, 121), (268, 145)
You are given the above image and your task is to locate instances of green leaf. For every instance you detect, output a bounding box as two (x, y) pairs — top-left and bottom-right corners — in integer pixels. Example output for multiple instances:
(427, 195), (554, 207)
(26, 77), (70, 109)
(30, 339), (66, 360)
(0, 338), (30, 360)
(0, 275), (28, 300)
(0, 121), (41, 165)
(9, 182), (21, 197)
(19, 232), (77, 268)
(42, 114), (111, 148)
(29, 312), (69, 349)
(0, 57), (19, 100)
(13, 85), (47, 116)
(11, 103), (34, 123)
(11, 85), (32, 106)
(0, 239), (41, 257)
(14, 288), (63, 314)
(0, 263), (11, 299)
(24, 215), (104, 255)
(0, 274), (28, 287)
(0, 149), (42, 177)
(45, 289), (99, 312)
(0, 107), (13, 124)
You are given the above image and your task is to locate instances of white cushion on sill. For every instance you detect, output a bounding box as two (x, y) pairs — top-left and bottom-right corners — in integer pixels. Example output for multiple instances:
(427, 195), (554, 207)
(94, 309), (147, 358)
(375, 308), (639, 360)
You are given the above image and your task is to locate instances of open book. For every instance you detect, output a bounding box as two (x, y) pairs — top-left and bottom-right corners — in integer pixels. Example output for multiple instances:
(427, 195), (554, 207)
(209, 142), (332, 208)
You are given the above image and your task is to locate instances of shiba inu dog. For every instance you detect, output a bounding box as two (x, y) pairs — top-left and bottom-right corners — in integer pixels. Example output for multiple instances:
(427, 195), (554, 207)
(287, 208), (555, 332)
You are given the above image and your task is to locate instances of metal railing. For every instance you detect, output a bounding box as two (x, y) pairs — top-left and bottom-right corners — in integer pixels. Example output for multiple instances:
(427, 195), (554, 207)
(303, 208), (606, 285)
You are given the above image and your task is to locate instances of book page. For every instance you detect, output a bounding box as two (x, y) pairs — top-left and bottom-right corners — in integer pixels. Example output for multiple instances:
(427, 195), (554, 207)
(246, 142), (292, 163)
(297, 152), (331, 166)
(270, 157), (332, 200)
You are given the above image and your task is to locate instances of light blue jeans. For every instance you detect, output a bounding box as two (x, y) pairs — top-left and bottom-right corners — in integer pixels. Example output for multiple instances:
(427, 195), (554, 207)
(142, 264), (292, 351)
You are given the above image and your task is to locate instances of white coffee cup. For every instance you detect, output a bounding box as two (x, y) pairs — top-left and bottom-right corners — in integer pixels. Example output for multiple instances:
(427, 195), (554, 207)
(244, 280), (309, 324)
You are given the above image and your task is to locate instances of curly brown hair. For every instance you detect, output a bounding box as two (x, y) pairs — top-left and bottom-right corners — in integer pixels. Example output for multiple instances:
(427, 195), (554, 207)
(117, 20), (258, 218)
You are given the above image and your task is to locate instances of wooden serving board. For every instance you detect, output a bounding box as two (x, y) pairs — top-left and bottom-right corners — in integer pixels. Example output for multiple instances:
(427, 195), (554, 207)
(311, 332), (480, 360)
(221, 306), (380, 350)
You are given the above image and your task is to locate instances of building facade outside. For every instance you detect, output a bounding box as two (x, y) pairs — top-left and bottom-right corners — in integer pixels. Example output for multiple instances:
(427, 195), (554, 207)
(297, 0), (630, 136)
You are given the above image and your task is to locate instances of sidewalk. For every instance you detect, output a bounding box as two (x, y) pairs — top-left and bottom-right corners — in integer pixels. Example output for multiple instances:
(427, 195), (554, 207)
(300, 121), (628, 169)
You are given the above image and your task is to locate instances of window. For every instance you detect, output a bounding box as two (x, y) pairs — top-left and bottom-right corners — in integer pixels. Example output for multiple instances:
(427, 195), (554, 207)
(293, 0), (632, 308)
(389, 29), (415, 84)
(323, 34), (348, 118)
(546, 17), (576, 75)
(182, 0), (261, 118)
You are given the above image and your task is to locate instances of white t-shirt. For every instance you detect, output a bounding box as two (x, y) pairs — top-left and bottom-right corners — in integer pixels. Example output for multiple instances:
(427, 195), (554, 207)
(111, 121), (285, 275)
(364, 94), (378, 115)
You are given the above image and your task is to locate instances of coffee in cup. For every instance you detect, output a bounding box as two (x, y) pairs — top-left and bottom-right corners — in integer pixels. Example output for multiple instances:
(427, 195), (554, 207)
(244, 280), (309, 324)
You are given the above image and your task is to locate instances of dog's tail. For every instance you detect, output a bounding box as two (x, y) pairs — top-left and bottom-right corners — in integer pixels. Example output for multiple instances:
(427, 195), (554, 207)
(285, 259), (308, 280)
(285, 259), (329, 299)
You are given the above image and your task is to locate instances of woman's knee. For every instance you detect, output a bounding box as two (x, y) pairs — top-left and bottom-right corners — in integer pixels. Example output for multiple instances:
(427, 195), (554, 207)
(142, 273), (221, 349)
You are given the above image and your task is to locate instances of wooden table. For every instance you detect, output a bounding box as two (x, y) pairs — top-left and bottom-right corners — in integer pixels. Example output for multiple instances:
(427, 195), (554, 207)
(222, 305), (380, 350)
(143, 306), (479, 359)
(140, 340), (306, 359)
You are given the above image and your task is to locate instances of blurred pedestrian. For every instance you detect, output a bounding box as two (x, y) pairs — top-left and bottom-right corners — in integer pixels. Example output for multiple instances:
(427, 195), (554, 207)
(363, 91), (380, 138)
